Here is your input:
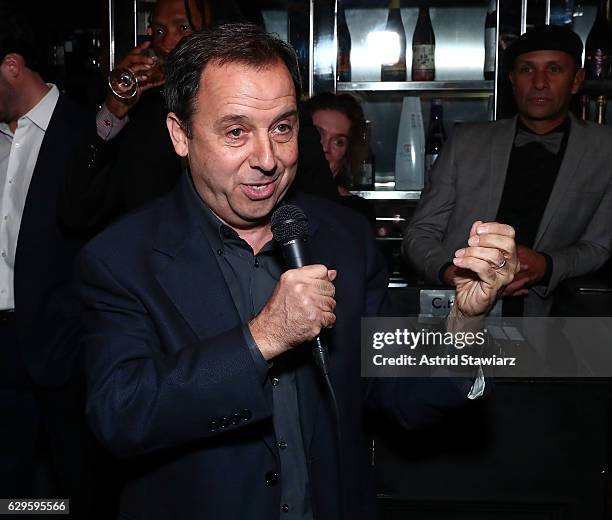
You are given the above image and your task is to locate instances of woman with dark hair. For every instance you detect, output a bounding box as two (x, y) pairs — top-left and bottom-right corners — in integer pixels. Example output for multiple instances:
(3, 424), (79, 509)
(306, 91), (375, 223)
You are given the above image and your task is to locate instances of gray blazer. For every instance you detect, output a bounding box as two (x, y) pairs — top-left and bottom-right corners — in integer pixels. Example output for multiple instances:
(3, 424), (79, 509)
(403, 114), (612, 315)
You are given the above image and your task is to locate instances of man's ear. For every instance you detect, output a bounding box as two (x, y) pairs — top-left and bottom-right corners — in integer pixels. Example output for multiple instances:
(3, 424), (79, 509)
(1, 53), (24, 79)
(166, 113), (189, 157)
(508, 70), (515, 87)
(571, 67), (586, 94)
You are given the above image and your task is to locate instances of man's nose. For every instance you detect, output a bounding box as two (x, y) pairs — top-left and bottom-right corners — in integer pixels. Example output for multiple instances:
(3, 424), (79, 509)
(532, 69), (548, 89)
(160, 32), (180, 55)
(320, 136), (330, 154)
(250, 133), (276, 173)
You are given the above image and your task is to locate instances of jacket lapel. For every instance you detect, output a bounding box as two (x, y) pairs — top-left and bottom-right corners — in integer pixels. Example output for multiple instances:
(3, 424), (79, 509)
(294, 203), (337, 454)
(533, 115), (586, 249)
(486, 116), (517, 220)
(152, 176), (277, 455)
(154, 228), (240, 341)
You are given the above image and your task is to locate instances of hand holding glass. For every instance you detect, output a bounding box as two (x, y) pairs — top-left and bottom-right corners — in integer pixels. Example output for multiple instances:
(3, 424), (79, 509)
(108, 49), (165, 100)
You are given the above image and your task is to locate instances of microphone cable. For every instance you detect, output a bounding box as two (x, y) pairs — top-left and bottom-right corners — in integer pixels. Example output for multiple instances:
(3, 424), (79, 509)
(319, 355), (345, 520)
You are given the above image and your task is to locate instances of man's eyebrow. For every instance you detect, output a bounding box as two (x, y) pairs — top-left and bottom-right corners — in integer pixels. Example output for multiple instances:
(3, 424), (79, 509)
(150, 15), (188, 27)
(273, 109), (299, 123)
(516, 59), (565, 67)
(215, 109), (299, 128)
(216, 114), (249, 127)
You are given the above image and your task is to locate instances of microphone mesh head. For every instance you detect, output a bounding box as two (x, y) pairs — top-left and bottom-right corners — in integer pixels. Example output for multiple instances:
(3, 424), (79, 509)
(271, 205), (309, 243)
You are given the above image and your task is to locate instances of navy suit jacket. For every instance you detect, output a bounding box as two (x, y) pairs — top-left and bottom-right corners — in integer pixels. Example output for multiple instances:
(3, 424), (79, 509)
(14, 93), (86, 388)
(75, 174), (470, 520)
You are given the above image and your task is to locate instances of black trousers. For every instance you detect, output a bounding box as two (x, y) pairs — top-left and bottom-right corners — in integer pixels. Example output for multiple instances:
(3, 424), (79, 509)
(0, 312), (119, 519)
(0, 312), (40, 499)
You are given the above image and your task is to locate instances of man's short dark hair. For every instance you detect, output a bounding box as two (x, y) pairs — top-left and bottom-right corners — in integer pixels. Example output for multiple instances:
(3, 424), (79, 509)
(0, 2), (42, 72)
(164, 23), (302, 138)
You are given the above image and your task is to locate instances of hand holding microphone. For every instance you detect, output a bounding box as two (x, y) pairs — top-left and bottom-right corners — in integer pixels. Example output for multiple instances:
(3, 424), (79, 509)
(248, 205), (336, 369)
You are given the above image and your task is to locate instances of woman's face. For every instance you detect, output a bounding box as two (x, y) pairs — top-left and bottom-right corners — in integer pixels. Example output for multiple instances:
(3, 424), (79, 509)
(312, 109), (352, 177)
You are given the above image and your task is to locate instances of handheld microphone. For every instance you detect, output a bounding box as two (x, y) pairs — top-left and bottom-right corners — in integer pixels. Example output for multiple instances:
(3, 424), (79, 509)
(271, 204), (330, 375)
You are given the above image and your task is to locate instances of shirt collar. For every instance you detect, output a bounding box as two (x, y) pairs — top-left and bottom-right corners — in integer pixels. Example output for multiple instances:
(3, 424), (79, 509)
(0, 84), (59, 137)
(180, 170), (233, 253)
(181, 169), (298, 254)
(24, 84), (59, 132)
(516, 115), (571, 136)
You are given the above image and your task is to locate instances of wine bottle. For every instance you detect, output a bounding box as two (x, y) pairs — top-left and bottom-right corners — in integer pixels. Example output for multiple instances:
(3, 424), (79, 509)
(337, 2), (352, 83)
(425, 99), (446, 182)
(595, 95), (607, 124)
(412, 6), (435, 81)
(580, 94), (590, 121)
(353, 121), (375, 190)
(484, 0), (497, 80)
(585, 0), (610, 80)
(381, 0), (407, 82)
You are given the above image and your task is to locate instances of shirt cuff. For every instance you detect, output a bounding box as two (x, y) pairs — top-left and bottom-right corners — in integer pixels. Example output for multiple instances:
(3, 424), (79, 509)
(538, 252), (553, 287)
(467, 367), (485, 399)
(438, 261), (454, 285)
(96, 104), (129, 141)
(242, 325), (271, 385)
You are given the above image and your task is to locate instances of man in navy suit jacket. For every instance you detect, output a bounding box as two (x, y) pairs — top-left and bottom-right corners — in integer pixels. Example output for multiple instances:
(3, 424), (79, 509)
(75, 24), (518, 519)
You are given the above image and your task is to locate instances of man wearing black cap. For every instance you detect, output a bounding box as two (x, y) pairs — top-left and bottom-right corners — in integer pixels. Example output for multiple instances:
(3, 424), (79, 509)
(404, 24), (612, 316)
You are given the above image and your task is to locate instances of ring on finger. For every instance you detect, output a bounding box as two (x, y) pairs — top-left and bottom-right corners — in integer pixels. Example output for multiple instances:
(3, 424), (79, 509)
(494, 258), (507, 270)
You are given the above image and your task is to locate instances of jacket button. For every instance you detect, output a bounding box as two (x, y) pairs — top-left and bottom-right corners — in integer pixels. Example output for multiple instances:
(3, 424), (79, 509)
(230, 413), (241, 425)
(271, 377), (280, 386)
(208, 420), (217, 432)
(219, 416), (230, 428)
(278, 439), (287, 450)
(265, 471), (279, 486)
(281, 504), (289, 513)
(240, 409), (252, 422)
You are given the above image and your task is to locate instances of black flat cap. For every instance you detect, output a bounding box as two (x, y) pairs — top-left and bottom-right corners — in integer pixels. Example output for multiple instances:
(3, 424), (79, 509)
(503, 24), (583, 70)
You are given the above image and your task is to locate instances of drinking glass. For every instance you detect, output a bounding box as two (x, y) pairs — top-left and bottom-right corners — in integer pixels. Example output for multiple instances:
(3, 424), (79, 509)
(108, 49), (165, 100)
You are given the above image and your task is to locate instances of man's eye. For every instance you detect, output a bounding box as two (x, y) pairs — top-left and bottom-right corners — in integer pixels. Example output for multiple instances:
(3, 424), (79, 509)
(276, 123), (292, 134)
(228, 128), (244, 138)
(154, 29), (165, 37)
(549, 65), (561, 73)
(272, 123), (295, 143)
(180, 24), (192, 32)
(333, 137), (347, 148)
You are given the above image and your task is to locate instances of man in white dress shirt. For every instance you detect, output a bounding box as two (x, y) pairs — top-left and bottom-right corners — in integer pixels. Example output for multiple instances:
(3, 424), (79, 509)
(0, 4), (114, 516)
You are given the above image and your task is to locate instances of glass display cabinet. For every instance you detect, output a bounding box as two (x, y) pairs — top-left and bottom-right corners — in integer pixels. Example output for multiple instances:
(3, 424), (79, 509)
(312, 0), (513, 286)
(303, 0), (611, 287)
(102, 0), (611, 289)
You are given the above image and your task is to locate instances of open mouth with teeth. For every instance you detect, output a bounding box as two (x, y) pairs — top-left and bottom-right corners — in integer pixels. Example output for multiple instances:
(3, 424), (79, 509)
(242, 180), (277, 200)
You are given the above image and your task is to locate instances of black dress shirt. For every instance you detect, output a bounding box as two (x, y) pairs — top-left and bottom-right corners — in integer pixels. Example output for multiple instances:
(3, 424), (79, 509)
(495, 118), (570, 315)
(188, 175), (314, 519)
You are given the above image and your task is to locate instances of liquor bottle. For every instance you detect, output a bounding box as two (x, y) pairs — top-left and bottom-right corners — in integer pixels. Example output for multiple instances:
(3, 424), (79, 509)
(595, 95), (607, 124)
(353, 121), (375, 190)
(484, 0), (497, 80)
(381, 0), (407, 82)
(585, 0), (610, 80)
(425, 99), (446, 181)
(395, 97), (424, 189)
(412, 6), (435, 81)
(580, 94), (590, 121)
(336, 2), (352, 83)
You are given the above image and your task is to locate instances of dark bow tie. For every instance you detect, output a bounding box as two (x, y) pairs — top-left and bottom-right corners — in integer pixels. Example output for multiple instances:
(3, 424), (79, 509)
(514, 127), (564, 155)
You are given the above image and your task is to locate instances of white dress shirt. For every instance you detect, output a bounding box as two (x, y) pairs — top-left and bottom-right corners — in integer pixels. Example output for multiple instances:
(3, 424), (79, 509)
(0, 84), (59, 311)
